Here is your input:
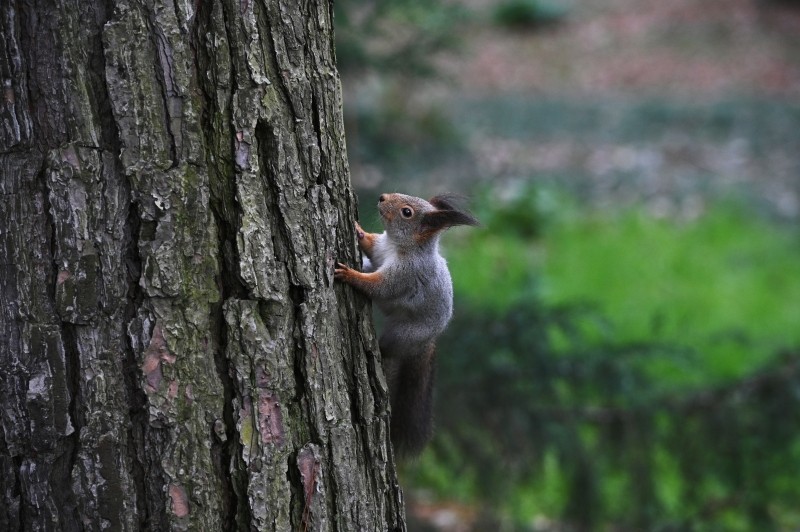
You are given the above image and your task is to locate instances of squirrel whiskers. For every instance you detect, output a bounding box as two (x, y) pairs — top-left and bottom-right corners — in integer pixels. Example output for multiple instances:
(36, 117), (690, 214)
(335, 193), (479, 457)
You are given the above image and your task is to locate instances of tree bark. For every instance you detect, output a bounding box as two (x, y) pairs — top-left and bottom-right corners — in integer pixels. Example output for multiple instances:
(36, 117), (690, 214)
(0, 1), (404, 530)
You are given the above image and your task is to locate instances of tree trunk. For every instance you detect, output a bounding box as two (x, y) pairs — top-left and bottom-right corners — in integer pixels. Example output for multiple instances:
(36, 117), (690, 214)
(0, 1), (404, 530)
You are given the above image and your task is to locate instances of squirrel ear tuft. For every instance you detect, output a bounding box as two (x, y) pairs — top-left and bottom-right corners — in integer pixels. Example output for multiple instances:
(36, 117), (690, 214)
(417, 194), (479, 239)
(428, 194), (466, 212)
(419, 209), (480, 238)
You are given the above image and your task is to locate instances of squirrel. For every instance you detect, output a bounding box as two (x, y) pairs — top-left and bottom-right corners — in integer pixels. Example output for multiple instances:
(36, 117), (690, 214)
(335, 192), (479, 456)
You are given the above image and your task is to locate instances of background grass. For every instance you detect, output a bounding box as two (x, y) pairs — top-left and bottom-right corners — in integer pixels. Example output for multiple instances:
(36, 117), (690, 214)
(448, 193), (800, 389)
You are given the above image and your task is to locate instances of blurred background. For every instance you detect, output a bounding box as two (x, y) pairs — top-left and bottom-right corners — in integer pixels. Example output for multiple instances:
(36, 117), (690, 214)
(335, 0), (800, 529)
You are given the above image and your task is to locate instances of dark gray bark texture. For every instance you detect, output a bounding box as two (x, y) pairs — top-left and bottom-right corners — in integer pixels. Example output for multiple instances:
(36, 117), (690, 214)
(0, 1), (405, 530)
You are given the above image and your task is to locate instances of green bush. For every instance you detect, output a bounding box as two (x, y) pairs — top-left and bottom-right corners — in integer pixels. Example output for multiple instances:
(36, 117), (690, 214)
(409, 299), (800, 529)
(492, 0), (569, 29)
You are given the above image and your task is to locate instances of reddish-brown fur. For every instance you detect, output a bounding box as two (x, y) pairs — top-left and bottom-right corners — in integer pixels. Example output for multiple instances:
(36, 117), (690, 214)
(355, 222), (378, 256)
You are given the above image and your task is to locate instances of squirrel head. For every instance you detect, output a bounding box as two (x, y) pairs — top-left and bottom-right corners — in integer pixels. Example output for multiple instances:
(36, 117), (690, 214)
(377, 193), (479, 246)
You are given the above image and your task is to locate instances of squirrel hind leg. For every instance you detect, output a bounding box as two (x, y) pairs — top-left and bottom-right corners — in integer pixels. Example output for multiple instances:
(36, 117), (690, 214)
(388, 345), (436, 458)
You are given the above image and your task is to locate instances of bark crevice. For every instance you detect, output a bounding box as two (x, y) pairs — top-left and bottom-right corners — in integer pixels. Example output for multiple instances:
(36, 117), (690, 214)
(144, 7), (179, 168)
(121, 200), (154, 530)
(210, 228), (253, 530)
(288, 284), (313, 415)
(13, 454), (25, 531)
(211, 296), (252, 531)
(60, 322), (82, 457)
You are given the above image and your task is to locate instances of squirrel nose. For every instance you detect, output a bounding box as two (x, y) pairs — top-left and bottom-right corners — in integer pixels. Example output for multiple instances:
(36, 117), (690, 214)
(378, 194), (386, 203)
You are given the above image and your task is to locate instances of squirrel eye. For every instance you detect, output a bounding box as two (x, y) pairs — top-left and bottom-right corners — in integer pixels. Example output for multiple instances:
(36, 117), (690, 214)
(401, 207), (414, 218)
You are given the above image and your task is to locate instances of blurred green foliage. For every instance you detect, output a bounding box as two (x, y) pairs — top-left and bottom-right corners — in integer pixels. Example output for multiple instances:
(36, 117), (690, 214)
(335, 0), (468, 175)
(334, 0), (463, 77)
(403, 189), (800, 529)
(492, 0), (569, 29)
(345, 87), (464, 170)
(539, 204), (800, 388)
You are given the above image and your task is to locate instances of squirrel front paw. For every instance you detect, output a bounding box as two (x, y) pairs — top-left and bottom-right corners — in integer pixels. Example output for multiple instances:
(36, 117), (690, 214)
(354, 222), (377, 254)
(334, 262), (382, 295)
(334, 262), (353, 281)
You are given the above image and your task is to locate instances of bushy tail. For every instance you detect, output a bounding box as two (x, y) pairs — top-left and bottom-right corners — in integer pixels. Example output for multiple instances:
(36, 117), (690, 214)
(386, 344), (436, 458)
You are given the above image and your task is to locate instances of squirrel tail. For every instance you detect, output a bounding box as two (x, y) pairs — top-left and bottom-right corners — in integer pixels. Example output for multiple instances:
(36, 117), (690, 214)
(386, 343), (436, 458)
